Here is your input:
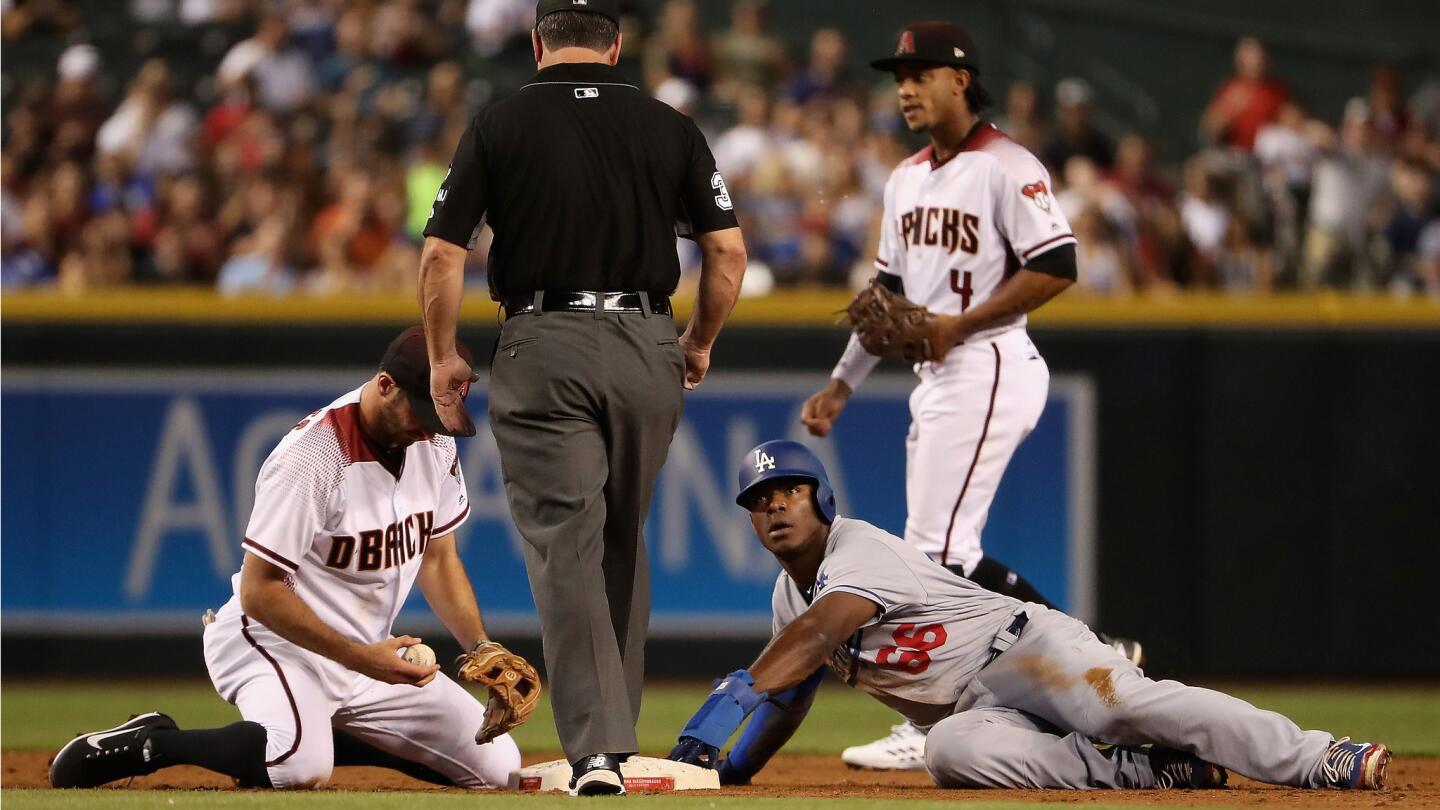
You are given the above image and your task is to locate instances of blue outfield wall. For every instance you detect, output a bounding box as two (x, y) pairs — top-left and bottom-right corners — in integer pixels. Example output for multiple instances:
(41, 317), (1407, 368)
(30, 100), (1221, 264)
(1, 369), (1094, 636)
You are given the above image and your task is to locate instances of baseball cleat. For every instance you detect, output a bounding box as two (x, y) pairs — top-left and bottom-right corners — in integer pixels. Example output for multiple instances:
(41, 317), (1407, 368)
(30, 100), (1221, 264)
(841, 722), (927, 771)
(570, 753), (626, 796)
(1321, 738), (1390, 789)
(49, 712), (177, 788)
(1107, 637), (1145, 668)
(1147, 747), (1228, 789)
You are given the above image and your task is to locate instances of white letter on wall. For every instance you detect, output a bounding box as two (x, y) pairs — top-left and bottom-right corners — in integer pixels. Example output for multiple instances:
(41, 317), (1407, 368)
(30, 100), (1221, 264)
(126, 397), (232, 600)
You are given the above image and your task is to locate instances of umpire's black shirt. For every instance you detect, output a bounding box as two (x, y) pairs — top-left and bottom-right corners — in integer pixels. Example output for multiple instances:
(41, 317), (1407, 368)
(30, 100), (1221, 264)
(423, 62), (738, 299)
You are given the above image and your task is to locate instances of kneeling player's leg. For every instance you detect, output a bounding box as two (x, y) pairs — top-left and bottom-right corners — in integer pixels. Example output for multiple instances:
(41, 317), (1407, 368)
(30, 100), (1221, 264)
(332, 728), (455, 786)
(338, 671), (520, 788)
(146, 720), (272, 787)
(926, 707), (1157, 789)
(231, 670), (339, 788)
(202, 619), (339, 789)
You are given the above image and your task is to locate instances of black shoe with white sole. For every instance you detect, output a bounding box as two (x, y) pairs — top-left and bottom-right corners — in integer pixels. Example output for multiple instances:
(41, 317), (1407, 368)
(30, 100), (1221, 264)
(49, 712), (178, 788)
(570, 753), (626, 796)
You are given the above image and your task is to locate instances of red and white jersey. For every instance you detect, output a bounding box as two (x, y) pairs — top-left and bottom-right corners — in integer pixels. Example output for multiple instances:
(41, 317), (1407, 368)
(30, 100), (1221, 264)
(216, 385), (471, 645)
(875, 123), (1075, 343)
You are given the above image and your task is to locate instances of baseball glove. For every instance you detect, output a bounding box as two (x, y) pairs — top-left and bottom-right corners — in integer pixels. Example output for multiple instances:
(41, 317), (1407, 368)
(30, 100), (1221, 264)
(845, 280), (943, 363)
(455, 640), (542, 744)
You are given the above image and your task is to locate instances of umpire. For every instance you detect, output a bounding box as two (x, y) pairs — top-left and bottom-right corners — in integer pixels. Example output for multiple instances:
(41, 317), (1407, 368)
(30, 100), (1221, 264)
(416, 0), (747, 796)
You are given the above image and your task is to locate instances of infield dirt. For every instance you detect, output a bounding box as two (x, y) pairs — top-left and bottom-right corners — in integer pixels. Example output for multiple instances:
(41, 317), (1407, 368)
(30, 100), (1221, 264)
(6, 751), (1438, 806)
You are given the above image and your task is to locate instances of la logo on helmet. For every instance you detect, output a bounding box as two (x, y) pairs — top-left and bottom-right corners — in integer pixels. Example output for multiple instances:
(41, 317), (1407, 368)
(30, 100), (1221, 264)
(754, 451), (777, 473)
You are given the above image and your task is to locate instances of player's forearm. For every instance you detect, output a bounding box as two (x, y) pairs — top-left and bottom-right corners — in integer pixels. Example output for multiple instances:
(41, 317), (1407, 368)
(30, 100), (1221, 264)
(831, 332), (880, 391)
(241, 579), (364, 669)
(942, 269), (1072, 345)
(417, 237), (468, 361)
(684, 227), (747, 349)
(748, 616), (840, 693)
(417, 539), (489, 649)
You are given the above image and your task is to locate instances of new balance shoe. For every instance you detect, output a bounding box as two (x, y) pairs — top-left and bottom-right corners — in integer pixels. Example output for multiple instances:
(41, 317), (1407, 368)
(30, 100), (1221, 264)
(50, 712), (178, 788)
(1147, 746), (1228, 789)
(841, 722), (927, 771)
(570, 753), (626, 796)
(1321, 737), (1390, 789)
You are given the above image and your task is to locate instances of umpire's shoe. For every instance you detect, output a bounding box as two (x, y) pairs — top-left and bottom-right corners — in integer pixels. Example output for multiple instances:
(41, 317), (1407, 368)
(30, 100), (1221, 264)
(1147, 747), (1228, 789)
(570, 753), (626, 796)
(50, 712), (177, 788)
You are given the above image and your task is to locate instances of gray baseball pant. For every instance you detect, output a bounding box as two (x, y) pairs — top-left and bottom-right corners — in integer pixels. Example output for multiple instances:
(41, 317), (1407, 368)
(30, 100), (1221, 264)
(488, 307), (684, 764)
(925, 606), (1335, 789)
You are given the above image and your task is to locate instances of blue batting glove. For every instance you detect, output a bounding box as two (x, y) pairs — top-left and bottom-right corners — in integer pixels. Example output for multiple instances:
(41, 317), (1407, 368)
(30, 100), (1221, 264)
(676, 669), (769, 750)
(667, 736), (719, 769)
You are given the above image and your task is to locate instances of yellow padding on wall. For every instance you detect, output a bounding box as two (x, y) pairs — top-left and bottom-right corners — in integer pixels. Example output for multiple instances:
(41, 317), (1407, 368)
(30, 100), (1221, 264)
(3, 289), (1438, 330)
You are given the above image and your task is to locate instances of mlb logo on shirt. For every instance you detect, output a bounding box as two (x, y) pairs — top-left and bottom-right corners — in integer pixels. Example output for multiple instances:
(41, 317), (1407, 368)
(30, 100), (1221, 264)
(575, 87), (600, 99)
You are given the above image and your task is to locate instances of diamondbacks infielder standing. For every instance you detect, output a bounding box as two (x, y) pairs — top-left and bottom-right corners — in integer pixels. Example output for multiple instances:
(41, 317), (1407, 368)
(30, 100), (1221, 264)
(667, 441), (1391, 794)
(50, 329), (536, 791)
(801, 21), (1130, 769)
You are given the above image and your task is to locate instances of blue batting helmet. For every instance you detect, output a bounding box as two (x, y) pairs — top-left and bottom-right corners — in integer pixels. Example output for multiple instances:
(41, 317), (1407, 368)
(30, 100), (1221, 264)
(735, 440), (837, 523)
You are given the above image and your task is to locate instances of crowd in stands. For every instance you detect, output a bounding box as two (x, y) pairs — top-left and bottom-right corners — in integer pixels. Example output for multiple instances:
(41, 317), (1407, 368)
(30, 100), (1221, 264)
(3, 0), (1439, 298)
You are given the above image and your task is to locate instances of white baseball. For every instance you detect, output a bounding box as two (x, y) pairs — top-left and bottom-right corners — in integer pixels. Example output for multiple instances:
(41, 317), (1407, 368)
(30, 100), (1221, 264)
(403, 643), (436, 668)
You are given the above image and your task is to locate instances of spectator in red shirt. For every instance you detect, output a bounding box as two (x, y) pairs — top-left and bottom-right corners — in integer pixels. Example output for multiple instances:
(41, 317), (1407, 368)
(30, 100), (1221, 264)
(1202, 37), (1288, 151)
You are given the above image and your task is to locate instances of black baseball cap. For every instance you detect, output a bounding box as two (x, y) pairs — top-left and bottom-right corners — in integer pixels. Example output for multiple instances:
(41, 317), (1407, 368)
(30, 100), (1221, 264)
(536, 0), (620, 27)
(870, 21), (981, 75)
(380, 326), (477, 438)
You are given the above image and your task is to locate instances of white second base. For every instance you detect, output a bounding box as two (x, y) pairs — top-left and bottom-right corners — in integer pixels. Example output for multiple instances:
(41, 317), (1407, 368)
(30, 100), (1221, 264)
(508, 755), (721, 793)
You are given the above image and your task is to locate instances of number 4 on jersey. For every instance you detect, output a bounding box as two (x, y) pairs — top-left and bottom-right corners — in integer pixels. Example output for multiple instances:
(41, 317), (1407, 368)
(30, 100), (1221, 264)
(950, 270), (974, 311)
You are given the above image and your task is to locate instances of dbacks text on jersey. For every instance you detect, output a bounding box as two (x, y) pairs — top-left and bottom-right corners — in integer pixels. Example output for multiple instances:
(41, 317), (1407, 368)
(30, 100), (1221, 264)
(899, 207), (980, 254)
(324, 510), (436, 572)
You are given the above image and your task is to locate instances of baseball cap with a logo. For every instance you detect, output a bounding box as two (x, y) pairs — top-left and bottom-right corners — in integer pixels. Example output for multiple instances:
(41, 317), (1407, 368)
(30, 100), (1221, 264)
(870, 21), (981, 74)
(536, 0), (620, 27)
(380, 326), (477, 438)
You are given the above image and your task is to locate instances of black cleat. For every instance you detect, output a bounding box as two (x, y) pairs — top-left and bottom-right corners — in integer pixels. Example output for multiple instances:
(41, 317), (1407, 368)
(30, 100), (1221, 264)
(569, 753), (626, 796)
(49, 712), (178, 788)
(1146, 749), (1226, 784)
(1149, 746), (1228, 789)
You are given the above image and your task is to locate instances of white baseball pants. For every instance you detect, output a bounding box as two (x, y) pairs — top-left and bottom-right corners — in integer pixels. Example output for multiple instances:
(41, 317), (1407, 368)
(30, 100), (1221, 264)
(904, 329), (1049, 571)
(204, 614), (519, 789)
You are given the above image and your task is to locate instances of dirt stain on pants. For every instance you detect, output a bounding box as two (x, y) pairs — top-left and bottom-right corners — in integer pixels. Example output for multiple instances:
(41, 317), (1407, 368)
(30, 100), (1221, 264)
(1084, 667), (1120, 707)
(1011, 655), (1123, 708)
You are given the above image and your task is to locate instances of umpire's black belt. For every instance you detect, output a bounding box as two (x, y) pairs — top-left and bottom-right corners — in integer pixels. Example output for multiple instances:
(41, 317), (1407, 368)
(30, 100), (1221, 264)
(502, 291), (672, 318)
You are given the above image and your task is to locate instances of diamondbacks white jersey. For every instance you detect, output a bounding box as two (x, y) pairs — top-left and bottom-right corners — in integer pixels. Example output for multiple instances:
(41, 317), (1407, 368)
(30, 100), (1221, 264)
(215, 385), (471, 645)
(875, 123), (1075, 343)
(771, 516), (1020, 729)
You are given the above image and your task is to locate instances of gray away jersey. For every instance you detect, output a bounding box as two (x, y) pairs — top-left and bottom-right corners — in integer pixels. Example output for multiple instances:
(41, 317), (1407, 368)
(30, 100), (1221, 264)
(771, 516), (1021, 728)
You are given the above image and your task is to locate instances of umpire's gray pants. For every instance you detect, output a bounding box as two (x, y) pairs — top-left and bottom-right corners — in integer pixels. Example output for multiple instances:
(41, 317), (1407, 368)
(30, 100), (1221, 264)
(488, 309), (684, 763)
(925, 606), (1335, 789)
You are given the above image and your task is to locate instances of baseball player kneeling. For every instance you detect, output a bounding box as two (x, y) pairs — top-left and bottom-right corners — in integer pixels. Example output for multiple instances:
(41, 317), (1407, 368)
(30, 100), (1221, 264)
(667, 440), (1391, 792)
(50, 328), (539, 790)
